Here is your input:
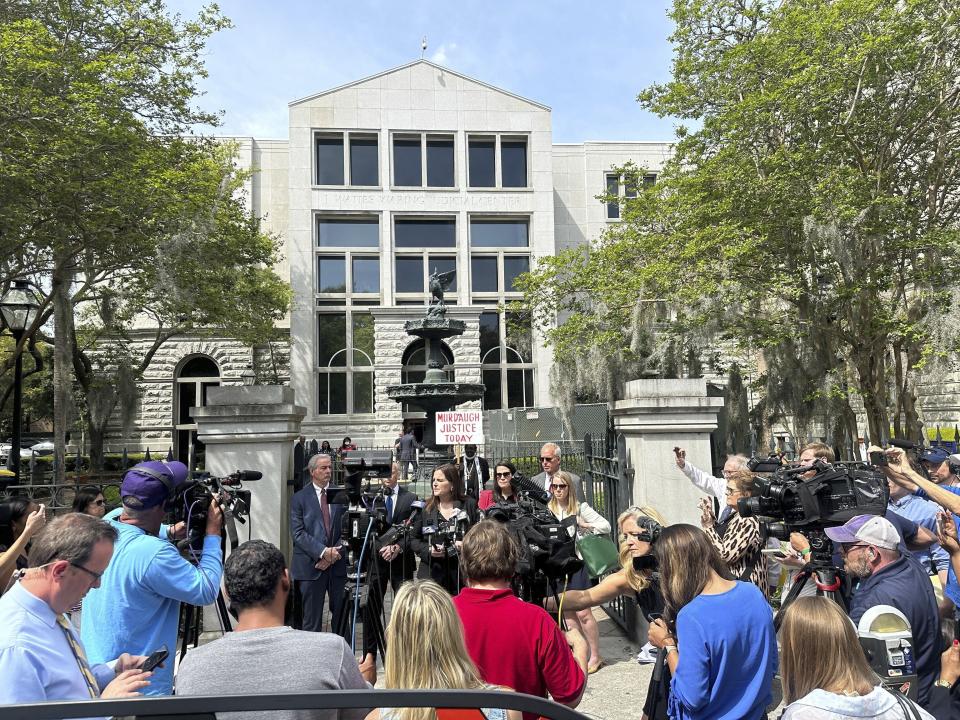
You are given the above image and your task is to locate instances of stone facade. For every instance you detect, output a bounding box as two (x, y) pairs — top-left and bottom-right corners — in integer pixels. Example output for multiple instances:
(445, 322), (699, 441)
(107, 61), (677, 457)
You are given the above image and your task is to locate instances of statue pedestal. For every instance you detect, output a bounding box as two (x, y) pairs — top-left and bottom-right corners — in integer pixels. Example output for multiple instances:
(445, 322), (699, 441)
(192, 386), (306, 557)
(611, 379), (724, 526)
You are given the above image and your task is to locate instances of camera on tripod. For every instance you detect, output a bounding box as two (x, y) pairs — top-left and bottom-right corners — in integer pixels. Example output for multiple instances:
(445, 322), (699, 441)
(172, 470), (261, 553)
(739, 456), (889, 564)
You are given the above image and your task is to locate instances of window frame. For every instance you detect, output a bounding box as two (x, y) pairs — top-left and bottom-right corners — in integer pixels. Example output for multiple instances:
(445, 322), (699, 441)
(478, 309), (536, 410)
(316, 311), (376, 416)
(466, 133), (530, 190)
(605, 171), (657, 221)
(468, 216), (531, 300)
(389, 131), (457, 190)
(393, 214), (459, 302)
(313, 130), (382, 189)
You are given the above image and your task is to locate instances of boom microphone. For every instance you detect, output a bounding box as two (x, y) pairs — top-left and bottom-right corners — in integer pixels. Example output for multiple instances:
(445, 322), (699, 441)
(889, 439), (919, 450)
(515, 473), (551, 505)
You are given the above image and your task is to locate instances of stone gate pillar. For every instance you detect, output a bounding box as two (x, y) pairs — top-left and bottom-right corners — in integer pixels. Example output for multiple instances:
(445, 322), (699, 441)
(192, 386), (306, 558)
(611, 379), (724, 526)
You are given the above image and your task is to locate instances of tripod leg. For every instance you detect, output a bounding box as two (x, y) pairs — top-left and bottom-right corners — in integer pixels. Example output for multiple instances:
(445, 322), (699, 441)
(774, 569), (812, 631)
(178, 604), (195, 663)
(216, 589), (233, 632)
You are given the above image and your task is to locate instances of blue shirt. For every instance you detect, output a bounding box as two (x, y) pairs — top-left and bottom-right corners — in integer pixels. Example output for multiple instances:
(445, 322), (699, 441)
(888, 494), (950, 573)
(668, 581), (778, 720)
(0, 582), (115, 710)
(848, 553), (939, 706)
(81, 511), (222, 695)
(913, 484), (960, 607)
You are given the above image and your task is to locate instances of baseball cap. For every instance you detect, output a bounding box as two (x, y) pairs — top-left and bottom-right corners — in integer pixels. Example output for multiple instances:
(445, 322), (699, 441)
(824, 514), (901, 550)
(121, 460), (189, 509)
(920, 447), (950, 465)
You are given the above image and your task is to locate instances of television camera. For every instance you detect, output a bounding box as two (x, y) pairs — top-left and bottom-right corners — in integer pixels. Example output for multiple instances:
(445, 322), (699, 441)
(484, 471), (583, 604)
(171, 470), (261, 554)
(740, 453), (889, 625)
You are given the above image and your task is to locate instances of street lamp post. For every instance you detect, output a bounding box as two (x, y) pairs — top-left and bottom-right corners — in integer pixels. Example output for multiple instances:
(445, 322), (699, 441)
(0, 280), (40, 481)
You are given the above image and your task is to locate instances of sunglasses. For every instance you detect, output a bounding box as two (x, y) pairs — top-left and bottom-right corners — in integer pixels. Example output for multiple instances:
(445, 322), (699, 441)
(93, 499), (105, 506)
(495, 471), (512, 478)
(539, 456), (557, 463)
(550, 483), (568, 490)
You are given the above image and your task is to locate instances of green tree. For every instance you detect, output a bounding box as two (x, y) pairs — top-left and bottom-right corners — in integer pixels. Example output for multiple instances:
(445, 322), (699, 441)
(0, 1), (290, 474)
(517, 0), (960, 446)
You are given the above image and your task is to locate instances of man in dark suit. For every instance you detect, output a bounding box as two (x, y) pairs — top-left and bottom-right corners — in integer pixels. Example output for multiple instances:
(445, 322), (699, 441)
(360, 462), (420, 677)
(397, 427), (420, 480)
(290, 453), (347, 632)
(459, 444), (490, 499)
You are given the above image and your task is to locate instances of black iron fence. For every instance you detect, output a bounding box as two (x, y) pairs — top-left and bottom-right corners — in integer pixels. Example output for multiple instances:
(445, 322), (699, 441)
(0, 689), (591, 720)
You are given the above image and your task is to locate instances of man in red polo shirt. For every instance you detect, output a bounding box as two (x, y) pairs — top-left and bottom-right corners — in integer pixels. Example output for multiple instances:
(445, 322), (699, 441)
(453, 521), (587, 720)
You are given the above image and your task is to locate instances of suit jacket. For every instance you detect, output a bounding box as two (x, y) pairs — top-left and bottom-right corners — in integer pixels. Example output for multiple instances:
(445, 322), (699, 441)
(531, 470), (586, 504)
(459, 455), (490, 498)
(398, 433), (419, 462)
(290, 483), (348, 581)
(410, 496), (480, 562)
(371, 485), (420, 571)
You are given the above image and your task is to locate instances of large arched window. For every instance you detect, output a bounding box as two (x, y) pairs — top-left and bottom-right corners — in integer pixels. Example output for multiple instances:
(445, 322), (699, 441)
(479, 311), (535, 409)
(400, 339), (453, 413)
(174, 355), (220, 467)
(317, 312), (375, 415)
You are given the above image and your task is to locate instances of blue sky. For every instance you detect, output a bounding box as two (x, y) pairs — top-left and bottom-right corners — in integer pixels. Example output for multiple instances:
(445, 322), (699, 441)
(166, 0), (679, 142)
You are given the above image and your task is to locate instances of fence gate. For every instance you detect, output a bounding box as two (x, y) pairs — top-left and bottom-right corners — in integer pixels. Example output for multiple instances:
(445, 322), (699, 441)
(583, 432), (638, 640)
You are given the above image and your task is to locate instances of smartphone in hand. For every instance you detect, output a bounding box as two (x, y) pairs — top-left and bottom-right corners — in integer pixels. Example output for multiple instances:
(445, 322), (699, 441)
(140, 645), (168, 672)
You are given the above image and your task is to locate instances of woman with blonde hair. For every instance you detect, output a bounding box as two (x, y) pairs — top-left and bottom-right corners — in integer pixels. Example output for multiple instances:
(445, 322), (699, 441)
(546, 470), (611, 674)
(366, 580), (519, 720)
(780, 596), (933, 719)
(545, 505), (669, 718)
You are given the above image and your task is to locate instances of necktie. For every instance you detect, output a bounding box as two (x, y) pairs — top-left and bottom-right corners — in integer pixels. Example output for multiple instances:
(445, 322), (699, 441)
(56, 615), (99, 698)
(320, 488), (332, 542)
(386, 494), (394, 524)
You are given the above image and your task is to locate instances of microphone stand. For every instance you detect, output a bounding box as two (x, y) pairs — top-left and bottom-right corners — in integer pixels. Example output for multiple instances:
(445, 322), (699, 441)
(647, 646), (668, 719)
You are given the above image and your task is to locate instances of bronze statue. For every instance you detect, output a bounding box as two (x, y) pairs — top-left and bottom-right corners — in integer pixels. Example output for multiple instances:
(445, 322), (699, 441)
(427, 268), (457, 317)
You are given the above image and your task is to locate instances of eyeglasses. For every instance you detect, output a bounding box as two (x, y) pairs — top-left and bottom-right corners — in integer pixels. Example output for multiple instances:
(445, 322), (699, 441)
(539, 456), (556, 463)
(69, 562), (103, 583)
(550, 483), (568, 490)
(92, 499), (105, 506)
(840, 543), (870, 555)
(724, 487), (739, 496)
(494, 471), (512, 478)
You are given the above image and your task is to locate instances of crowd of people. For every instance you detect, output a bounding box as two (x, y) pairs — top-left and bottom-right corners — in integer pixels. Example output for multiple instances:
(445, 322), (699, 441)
(2, 438), (960, 720)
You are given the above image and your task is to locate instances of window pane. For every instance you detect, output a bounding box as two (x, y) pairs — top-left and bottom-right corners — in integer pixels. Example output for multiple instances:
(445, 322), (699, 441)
(503, 256), (529, 291)
(624, 178), (638, 199)
(352, 257), (379, 294)
(471, 256), (498, 293)
(479, 312), (500, 357)
(501, 139), (527, 187)
(395, 256), (424, 293)
(643, 174), (657, 187)
(349, 135), (378, 186)
(606, 175), (620, 219)
(507, 369), (532, 408)
(318, 373), (347, 414)
(468, 137), (496, 187)
(316, 135), (344, 185)
(317, 217), (379, 248)
(317, 314), (347, 367)
(483, 369), (501, 410)
(317, 256), (346, 293)
(431, 256), (457, 292)
(426, 136), (455, 187)
(396, 218), (456, 248)
(505, 312), (532, 362)
(353, 372), (374, 414)
(352, 313), (375, 362)
(393, 136), (422, 186)
(471, 220), (529, 248)
(177, 383), (196, 424)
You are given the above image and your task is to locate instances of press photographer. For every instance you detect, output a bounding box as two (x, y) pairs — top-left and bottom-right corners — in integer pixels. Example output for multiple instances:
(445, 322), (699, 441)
(80, 460), (224, 696)
(411, 464), (479, 595)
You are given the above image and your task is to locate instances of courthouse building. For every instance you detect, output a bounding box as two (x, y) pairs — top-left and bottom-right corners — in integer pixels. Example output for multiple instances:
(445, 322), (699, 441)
(115, 60), (672, 456)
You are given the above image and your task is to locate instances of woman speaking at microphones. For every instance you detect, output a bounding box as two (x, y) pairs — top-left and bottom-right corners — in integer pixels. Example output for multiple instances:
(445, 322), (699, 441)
(411, 464), (479, 595)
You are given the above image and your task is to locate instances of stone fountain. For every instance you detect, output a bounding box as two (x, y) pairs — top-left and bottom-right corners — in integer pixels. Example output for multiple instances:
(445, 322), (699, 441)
(386, 269), (485, 455)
